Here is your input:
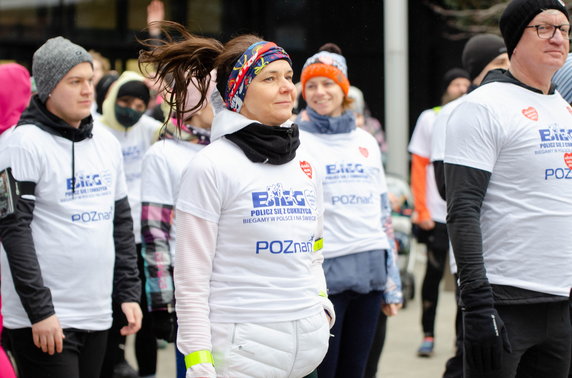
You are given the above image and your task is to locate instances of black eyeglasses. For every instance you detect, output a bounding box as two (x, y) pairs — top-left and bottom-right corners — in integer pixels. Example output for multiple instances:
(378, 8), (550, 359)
(525, 23), (571, 39)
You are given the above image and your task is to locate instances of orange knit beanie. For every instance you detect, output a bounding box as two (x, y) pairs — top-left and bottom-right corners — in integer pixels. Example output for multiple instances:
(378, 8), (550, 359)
(300, 49), (349, 98)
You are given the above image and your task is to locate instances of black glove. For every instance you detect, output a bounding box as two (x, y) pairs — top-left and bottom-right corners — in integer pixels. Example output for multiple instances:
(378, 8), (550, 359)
(151, 310), (177, 343)
(463, 305), (512, 372)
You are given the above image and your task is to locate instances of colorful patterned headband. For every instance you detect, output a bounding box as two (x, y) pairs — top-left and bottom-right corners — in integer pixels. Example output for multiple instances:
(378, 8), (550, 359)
(224, 41), (292, 112)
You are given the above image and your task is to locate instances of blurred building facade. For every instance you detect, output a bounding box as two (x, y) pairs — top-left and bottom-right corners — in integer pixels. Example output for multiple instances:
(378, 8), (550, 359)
(0, 0), (467, 140)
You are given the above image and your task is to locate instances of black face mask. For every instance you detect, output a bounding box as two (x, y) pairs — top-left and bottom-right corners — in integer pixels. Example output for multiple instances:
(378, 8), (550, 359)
(115, 104), (144, 128)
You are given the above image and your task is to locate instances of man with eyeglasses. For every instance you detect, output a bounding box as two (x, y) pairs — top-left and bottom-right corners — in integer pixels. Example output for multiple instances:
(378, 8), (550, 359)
(444, 0), (572, 377)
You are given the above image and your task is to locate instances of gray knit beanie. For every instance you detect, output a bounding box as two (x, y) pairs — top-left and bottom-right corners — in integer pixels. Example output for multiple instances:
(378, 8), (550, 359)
(32, 36), (93, 102)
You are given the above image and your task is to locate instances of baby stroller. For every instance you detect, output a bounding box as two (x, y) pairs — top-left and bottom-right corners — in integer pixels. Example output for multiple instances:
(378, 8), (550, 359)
(386, 173), (416, 308)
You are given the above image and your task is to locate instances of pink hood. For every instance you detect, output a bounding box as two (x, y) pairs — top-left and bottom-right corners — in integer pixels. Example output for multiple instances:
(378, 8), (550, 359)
(0, 63), (31, 134)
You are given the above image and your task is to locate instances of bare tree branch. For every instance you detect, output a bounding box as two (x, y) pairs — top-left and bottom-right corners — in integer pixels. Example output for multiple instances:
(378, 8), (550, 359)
(422, 0), (572, 39)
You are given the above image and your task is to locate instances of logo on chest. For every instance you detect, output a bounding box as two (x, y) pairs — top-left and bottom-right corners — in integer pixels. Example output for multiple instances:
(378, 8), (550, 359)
(522, 107), (539, 121)
(299, 161), (313, 179)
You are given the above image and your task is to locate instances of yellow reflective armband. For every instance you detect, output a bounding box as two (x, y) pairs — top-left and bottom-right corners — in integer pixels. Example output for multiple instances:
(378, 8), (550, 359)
(313, 238), (323, 252)
(184, 350), (214, 369)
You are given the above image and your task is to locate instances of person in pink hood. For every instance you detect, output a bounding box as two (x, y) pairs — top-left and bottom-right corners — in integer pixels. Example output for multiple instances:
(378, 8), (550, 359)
(0, 62), (28, 378)
(0, 63), (31, 135)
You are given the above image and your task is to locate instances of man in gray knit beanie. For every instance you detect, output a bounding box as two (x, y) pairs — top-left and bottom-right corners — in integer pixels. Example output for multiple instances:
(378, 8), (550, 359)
(0, 34), (142, 378)
(32, 36), (93, 103)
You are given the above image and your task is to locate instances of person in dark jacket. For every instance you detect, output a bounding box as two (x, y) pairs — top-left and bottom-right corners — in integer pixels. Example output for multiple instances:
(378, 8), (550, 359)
(0, 36), (141, 378)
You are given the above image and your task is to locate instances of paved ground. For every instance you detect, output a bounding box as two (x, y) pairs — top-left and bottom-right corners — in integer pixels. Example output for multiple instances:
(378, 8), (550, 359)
(126, 241), (459, 377)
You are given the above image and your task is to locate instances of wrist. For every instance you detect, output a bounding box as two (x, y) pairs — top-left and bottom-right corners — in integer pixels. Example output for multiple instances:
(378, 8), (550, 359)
(460, 283), (494, 310)
(185, 350), (214, 369)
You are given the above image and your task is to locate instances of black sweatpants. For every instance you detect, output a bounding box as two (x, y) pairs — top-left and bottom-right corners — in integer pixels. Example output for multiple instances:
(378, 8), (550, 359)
(465, 300), (571, 378)
(4, 327), (108, 378)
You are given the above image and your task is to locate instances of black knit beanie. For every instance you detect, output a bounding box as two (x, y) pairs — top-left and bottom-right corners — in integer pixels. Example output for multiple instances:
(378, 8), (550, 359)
(117, 80), (150, 106)
(441, 68), (470, 96)
(462, 34), (507, 81)
(500, 0), (569, 58)
(95, 73), (118, 114)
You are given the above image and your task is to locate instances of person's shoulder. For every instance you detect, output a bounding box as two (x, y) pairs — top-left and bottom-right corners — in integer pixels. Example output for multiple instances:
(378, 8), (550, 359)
(417, 107), (438, 121)
(298, 128), (322, 142)
(4, 124), (47, 149)
(466, 81), (513, 103)
(146, 138), (200, 160)
(90, 124), (123, 152)
(441, 95), (465, 114)
(355, 125), (381, 145)
(139, 114), (163, 132)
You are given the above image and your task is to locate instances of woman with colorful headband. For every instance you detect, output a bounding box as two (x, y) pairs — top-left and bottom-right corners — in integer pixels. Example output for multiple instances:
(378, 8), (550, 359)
(296, 43), (403, 378)
(139, 22), (334, 378)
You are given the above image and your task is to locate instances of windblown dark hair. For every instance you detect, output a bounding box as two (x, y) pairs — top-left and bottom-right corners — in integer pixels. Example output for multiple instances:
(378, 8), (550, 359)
(139, 21), (262, 127)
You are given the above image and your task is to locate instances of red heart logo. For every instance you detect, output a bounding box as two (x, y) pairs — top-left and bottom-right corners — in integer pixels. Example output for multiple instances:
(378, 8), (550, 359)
(359, 147), (369, 158)
(522, 107), (538, 121)
(300, 161), (312, 179)
(564, 153), (572, 170)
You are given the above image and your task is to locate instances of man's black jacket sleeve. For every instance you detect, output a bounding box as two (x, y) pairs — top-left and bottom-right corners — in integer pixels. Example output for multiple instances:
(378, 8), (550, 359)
(433, 160), (446, 201)
(0, 195), (55, 324)
(113, 196), (141, 304)
(445, 163), (494, 308)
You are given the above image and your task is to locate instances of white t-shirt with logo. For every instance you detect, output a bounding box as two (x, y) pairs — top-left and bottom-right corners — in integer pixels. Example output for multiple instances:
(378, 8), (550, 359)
(95, 115), (161, 243)
(430, 98), (466, 274)
(445, 82), (572, 297)
(431, 97), (464, 163)
(409, 108), (447, 223)
(141, 138), (205, 258)
(300, 127), (391, 259)
(0, 124), (127, 329)
(176, 139), (324, 323)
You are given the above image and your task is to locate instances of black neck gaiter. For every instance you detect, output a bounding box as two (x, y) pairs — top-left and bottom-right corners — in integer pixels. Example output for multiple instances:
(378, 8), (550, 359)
(226, 123), (300, 165)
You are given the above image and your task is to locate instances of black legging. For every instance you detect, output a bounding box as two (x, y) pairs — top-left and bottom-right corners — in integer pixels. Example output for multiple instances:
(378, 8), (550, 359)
(420, 222), (449, 336)
(364, 312), (387, 378)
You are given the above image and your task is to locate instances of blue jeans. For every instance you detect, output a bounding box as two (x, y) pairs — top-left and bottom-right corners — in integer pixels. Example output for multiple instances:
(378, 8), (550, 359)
(317, 290), (383, 378)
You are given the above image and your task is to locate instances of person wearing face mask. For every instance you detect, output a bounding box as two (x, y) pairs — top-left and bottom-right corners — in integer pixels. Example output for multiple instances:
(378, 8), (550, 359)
(95, 71), (162, 378)
(296, 43), (402, 378)
(139, 21), (334, 378)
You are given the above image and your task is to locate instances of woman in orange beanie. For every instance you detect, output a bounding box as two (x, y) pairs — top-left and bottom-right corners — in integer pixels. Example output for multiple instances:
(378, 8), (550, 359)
(296, 43), (402, 378)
